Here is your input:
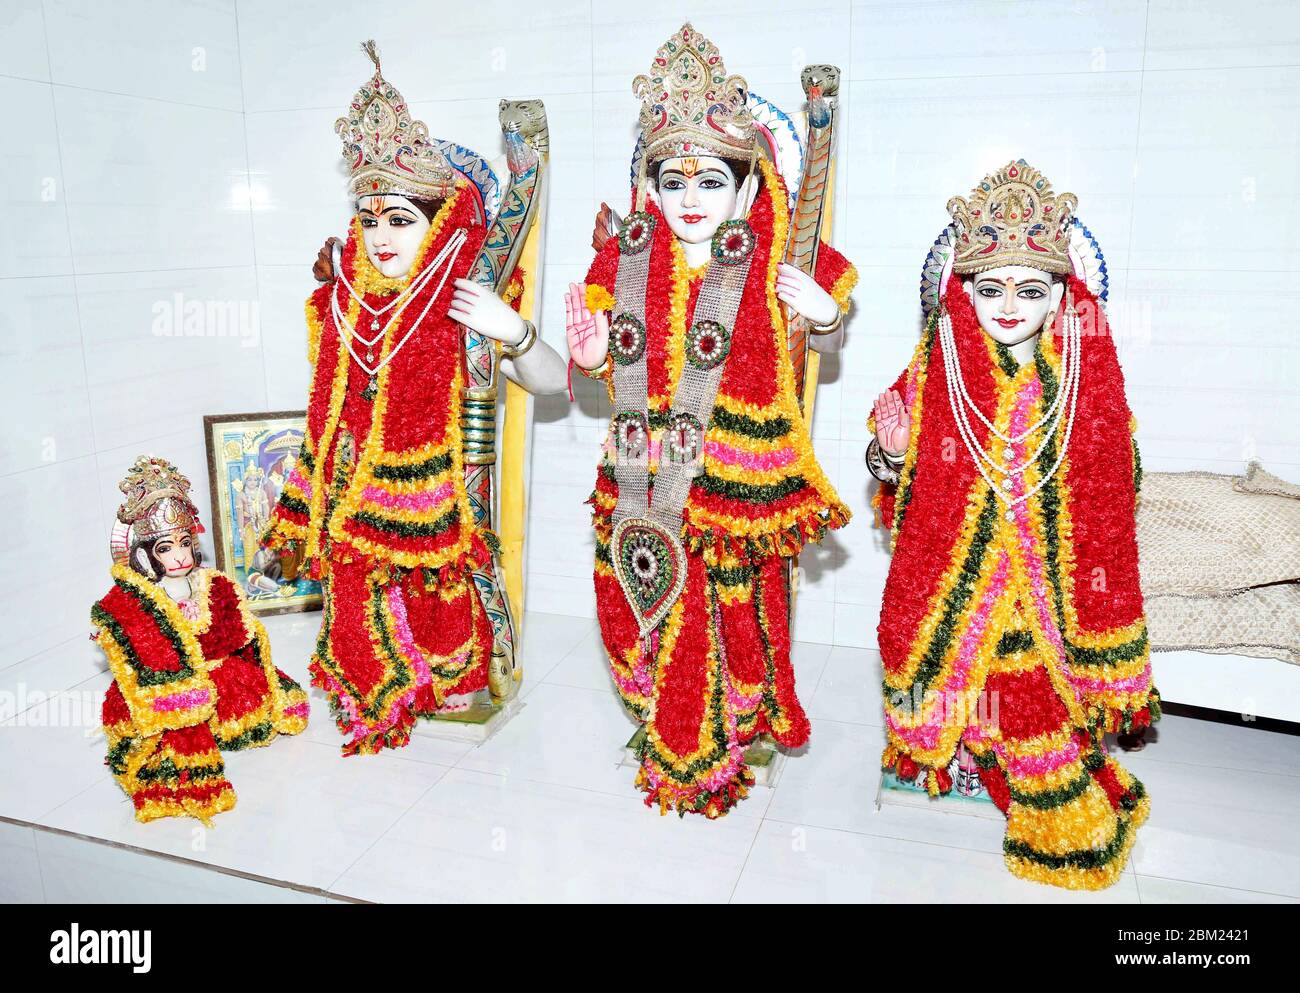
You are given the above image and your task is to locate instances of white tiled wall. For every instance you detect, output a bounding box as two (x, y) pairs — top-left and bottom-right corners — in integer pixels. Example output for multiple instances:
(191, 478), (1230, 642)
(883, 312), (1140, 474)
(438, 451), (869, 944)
(2, 0), (1297, 675)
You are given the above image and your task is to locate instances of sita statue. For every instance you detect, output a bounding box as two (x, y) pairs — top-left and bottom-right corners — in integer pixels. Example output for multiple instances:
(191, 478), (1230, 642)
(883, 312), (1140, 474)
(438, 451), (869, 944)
(93, 457), (309, 824)
(868, 160), (1159, 889)
(264, 42), (567, 755)
(567, 24), (858, 817)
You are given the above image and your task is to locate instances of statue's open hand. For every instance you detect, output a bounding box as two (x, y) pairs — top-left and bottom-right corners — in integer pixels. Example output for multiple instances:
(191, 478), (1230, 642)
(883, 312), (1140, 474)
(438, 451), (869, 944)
(313, 237), (343, 283)
(873, 389), (910, 457)
(776, 263), (839, 327)
(565, 282), (609, 370)
(447, 278), (527, 345)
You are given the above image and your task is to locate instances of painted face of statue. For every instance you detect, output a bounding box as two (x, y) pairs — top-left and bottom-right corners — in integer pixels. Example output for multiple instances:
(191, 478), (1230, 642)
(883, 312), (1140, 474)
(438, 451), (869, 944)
(357, 194), (431, 278)
(653, 156), (745, 245)
(962, 265), (1066, 347)
(150, 529), (196, 578)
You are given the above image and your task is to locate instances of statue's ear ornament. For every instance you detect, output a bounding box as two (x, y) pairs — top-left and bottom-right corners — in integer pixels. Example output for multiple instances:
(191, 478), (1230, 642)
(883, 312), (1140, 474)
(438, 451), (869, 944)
(132, 546), (157, 581)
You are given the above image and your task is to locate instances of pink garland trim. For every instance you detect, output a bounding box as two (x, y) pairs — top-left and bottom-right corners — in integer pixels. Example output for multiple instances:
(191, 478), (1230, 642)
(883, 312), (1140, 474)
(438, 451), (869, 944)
(152, 689), (211, 712)
(704, 440), (797, 471)
(286, 467), (313, 500)
(360, 481), (455, 514)
(1000, 737), (1081, 778)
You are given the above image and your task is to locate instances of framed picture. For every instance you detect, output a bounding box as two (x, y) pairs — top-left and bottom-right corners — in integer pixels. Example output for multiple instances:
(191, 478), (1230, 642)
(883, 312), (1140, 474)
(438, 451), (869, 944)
(203, 411), (322, 616)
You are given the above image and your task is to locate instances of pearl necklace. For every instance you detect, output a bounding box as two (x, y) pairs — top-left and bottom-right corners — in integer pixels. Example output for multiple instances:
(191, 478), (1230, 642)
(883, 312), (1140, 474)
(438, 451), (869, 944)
(333, 237), (460, 347)
(330, 228), (467, 386)
(938, 307), (1082, 521)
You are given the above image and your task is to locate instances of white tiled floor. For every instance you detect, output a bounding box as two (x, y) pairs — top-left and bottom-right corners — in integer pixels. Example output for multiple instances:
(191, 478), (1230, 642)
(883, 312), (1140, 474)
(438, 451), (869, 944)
(1, 609), (1298, 903)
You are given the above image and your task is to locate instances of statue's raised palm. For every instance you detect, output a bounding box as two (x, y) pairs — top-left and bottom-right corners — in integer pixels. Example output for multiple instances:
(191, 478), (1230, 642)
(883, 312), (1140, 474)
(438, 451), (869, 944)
(874, 388), (910, 456)
(565, 281), (609, 371)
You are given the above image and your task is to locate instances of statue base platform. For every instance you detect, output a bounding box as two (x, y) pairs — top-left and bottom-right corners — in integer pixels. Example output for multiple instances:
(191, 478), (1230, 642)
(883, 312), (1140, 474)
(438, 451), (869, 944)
(874, 769), (1001, 820)
(420, 692), (524, 744)
(618, 728), (787, 788)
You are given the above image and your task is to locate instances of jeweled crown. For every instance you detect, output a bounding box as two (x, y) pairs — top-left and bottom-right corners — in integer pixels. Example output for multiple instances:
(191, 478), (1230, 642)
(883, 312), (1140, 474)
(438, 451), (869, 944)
(116, 456), (201, 543)
(336, 40), (457, 201)
(947, 160), (1077, 275)
(633, 23), (755, 164)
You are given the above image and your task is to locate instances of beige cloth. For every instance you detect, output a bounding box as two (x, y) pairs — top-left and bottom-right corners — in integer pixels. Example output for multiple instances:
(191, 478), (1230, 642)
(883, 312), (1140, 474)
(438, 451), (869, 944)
(1136, 463), (1300, 664)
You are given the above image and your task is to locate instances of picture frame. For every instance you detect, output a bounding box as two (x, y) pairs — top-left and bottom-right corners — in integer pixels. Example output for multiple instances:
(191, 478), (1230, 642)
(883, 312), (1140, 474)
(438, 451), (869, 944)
(202, 410), (322, 616)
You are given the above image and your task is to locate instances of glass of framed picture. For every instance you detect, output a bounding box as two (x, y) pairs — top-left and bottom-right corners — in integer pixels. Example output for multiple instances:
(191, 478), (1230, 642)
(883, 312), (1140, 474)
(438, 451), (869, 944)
(203, 410), (322, 616)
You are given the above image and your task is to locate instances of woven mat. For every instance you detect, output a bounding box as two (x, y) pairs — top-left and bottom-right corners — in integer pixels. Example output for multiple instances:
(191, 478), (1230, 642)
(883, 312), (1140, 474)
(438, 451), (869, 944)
(1137, 463), (1300, 665)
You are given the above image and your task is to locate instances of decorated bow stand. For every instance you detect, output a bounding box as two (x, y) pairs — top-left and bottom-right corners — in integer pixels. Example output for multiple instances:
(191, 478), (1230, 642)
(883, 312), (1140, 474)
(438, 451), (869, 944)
(460, 99), (549, 703)
(784, 65), (841, 608)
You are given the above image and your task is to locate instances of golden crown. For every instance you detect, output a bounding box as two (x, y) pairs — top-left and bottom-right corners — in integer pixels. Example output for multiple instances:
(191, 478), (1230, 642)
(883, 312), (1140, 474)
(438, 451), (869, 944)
(633, 23), (755, 164)
(336, 41), (457, 202)
(115, 456), (201, 543)
(947, 160), (1077, 275)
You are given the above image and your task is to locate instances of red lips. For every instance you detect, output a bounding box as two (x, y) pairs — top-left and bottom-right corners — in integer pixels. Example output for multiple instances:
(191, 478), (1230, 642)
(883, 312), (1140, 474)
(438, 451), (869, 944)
(376, 251), (397, 261)
(994, 317), (1022, 328)
(680, 214), (705, 224)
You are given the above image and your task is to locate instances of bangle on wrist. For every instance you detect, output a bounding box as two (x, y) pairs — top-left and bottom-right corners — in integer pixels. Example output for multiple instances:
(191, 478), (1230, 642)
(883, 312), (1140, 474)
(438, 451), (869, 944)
(575, 354), (610, 378)
(866, 437), (903, 484)
(810, 309), (844, 335)
(501, 319), (537, 359)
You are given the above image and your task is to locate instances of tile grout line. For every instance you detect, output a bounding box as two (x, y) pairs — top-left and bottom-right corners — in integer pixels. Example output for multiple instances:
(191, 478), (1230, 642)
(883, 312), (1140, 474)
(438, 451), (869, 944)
(13, 813), (362, 902)
(322, 765), (454, 895)
(231, 2), (272, 409)
(1119, 0), (1152, 349)
(37, 0), (108, 542)
(0, 631), (89, 678)
(1132, 870), (1300, 903)
(727, 814), (765, 904)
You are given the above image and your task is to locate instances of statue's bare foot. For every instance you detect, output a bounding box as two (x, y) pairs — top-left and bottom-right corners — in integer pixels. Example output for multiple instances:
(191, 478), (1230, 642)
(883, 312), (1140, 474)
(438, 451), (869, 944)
(437, 692), (473, 714)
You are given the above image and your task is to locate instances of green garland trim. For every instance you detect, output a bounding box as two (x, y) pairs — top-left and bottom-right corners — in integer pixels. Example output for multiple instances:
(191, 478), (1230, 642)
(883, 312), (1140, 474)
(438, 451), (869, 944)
(993, 341), (1020, 378)
(1004, 814), (1131, 871)
(995, 629), (1035, 656)
(709, 406), (792, 440)
(1007, 767), (1092, 809)
(106, 736), (134, 776)
(351, 505), (459, 539)
(371, 451), (454, 482)
(135, 758), (227, 785)
(1067, 629), (1149, 668)
(215, 720), (277, 751)
(693, 471), (807, 504)
(707, 564), (754, 587)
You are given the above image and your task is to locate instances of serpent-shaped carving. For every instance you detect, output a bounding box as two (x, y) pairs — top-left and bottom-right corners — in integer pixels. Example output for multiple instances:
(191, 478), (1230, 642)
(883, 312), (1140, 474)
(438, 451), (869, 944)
(459, 98), (550, 702)
(785, 64), (841, 406)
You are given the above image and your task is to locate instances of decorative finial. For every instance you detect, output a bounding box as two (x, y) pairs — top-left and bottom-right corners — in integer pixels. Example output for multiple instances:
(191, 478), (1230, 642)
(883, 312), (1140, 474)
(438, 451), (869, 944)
(361, 39), (380, 75)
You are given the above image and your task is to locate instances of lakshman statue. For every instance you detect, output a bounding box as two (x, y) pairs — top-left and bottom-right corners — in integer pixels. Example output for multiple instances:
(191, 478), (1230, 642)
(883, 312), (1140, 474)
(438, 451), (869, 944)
(264, 42), (566, 755)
